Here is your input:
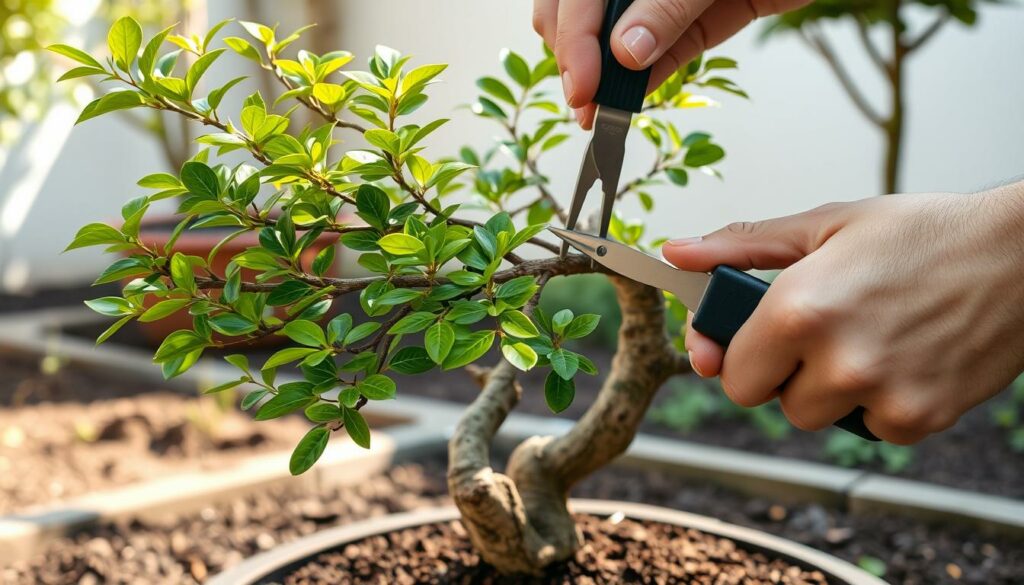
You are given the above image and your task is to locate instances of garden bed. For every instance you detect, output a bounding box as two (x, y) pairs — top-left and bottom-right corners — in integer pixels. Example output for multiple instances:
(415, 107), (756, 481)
(60, 313), (1024, 499)
(5, 455), (1020, 584)
(0, 351), (309, 514)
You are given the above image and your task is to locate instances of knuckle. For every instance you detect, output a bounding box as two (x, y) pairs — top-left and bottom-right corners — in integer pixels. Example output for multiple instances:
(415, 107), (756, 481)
(765, 288), (826, 338)
(650, 0), (694, 31)
(779, 398), (827, 432)
(827, 352), (883, 394)
(724, 220), (761, 237)
(532, 9), (546, 36)
(720, 374), (759, 408)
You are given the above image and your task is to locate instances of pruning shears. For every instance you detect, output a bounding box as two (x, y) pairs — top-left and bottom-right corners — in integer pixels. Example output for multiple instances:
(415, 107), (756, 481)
(552, 1), (879, 442)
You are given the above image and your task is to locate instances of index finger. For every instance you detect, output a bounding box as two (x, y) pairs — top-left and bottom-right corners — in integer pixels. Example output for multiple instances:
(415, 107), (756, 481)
(554, 0), (605, 108)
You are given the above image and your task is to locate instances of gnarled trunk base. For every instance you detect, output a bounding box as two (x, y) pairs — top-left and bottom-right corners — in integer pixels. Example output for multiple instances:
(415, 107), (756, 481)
(447, 277), (685, 575)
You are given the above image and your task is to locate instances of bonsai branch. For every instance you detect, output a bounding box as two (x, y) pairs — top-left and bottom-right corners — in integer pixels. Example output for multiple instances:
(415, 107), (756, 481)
(905, 13), (950, 53)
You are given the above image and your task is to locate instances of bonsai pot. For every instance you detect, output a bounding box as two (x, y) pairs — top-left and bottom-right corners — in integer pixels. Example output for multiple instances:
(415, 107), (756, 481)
(124, 215), (342, 347)
(208, 500), (886, 584)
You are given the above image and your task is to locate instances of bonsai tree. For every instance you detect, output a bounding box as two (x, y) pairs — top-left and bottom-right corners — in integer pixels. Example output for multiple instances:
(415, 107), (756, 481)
(763, 0), (994, 193)
(55, 17), (743, 574)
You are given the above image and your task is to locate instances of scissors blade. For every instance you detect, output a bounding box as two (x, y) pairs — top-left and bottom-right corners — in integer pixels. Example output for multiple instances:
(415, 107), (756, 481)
(590, 106), (630, 240)
(548, 228), (710, 311)
(560, 141), (600, 258)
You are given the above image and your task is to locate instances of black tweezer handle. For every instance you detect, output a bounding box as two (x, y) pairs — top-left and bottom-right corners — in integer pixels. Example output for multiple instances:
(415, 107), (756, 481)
(594, 0), (652, 113)
(692, 266), (880, 442)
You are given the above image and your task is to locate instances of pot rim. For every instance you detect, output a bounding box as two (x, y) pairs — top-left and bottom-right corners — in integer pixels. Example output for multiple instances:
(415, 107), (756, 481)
(208, 499), (887, 585)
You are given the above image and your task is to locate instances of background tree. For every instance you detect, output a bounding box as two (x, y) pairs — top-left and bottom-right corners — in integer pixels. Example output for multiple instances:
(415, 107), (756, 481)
(763, 0), (996, 193)
(55, 17), (743, 574)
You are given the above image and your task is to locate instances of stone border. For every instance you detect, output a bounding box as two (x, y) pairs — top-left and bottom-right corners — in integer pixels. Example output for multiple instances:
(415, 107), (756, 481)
(207, 501), (886, 585)
(1, 307), (1022, 565)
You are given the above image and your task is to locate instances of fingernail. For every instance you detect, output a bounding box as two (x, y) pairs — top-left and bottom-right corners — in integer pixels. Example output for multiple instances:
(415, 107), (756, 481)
(561, 70), (575, 105)
(666, 236), (703, 247)
(689, 351), (706, 377)
(621, 26), (657, 67)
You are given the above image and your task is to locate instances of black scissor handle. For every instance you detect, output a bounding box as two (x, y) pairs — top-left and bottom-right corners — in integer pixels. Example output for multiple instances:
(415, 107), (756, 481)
(691, 266), (880, 442)
(594, 0), (652, 113)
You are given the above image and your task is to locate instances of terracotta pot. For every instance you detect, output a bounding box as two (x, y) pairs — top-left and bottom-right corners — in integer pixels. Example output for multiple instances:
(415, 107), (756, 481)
(207, 500), (887, 585)
(123, 215), (341, 347)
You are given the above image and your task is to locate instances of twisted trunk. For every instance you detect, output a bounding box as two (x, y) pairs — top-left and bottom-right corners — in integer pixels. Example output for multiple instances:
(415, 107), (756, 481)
(447, 277), (683, 574)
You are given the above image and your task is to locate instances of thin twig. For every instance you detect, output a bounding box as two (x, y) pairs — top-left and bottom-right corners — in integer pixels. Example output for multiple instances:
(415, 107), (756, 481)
(799, 27), (885, 127)
(905, 13), (950, 53)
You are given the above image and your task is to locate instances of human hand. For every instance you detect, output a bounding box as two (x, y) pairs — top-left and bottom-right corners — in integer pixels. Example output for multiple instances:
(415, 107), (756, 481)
(533, 0), (811, 128)
(663, 186), (1024, 444)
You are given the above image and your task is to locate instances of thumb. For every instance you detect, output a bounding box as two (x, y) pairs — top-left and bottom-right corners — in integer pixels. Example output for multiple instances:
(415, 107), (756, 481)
(662, 203), (851, 273)
(611, 0), (714, 69)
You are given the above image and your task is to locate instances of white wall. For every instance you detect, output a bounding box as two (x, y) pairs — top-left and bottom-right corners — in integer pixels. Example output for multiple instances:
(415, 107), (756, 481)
(3, 0), (1021, 290)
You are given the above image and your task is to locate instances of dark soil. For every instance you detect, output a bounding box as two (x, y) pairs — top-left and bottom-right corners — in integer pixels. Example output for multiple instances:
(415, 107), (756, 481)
(2, 463), (449, 585)
(0, 353), (309, 514)
(6, 456), (1021, 584)
(285, 515), (831, 585)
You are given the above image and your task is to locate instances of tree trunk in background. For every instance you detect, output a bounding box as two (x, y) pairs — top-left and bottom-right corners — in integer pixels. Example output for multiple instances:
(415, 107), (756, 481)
(884, 5), (907, 194)
(448, 277), (682, 575)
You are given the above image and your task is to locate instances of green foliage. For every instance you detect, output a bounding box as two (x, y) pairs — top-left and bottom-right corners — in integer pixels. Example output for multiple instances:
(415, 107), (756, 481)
(59, 16), (743, 474)
(823, 431), (913, 473)
(651, 377), (792, 440)
(990, 374), (1024, 452)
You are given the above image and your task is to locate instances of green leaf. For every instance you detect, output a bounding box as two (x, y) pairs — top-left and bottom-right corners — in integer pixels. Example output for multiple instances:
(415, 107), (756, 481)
(564, 314), (601, 339)
(445, 301), (488, 325)
(209, 313), (258, 336)
(388, 311), (436, 335)
(355, 184), (390, 230)
(305, 404), (341, 423)
(577, 354), (598, 375)
(425, 321), (455, 364)
(84, 297), (133, 317)
(76, 91), (146, 124)
(138, 173), (181, 190)
(666, 168), (689, 187)
(495, 276), (537, 304)
(94, 257), (151, 285)
(549, 348), (579, 380)
(255, 382), (315, 420)
(138, 298), (190, 322)
(241, 389), (268, 410)
(202, 377), (247, 395)
(357, 374), (396, 400)
(552, 309), (574, 336)
(225, 354), (251, 372)
(263, 347), (320, 370)
(684, 142), (725, 167)
(442, 330), (495, 370)
(544, 371), (575, 413)
(500, 49), (531, 87)
(107, 16), (143, 71)
(181, 161), (220, 199)
(289, 426), (330, 475)
(378, 233), (424, 255)
(281, 320), (327, 347)
(312, 244), (336, 276)
(186, 48), (226, 95)
(169, 253), (196, 294)
(372, 288), (421, 308)
(48, 44), (104, 70)
(499, 310), (539, 338)
(388, 346), (435, 374)
(327, 313), (353, 344)
(65, 223), (125, 251)
(224, 36), (263, 63)
(476, 76), (516, 104)
(267, 280), (314, 306)
(343, 407), (371, 448)
(501, 340), (538, 371)
(857, 556), (887, 578)
(96, 315), (134, 345)
(343, 321), (381, 345)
